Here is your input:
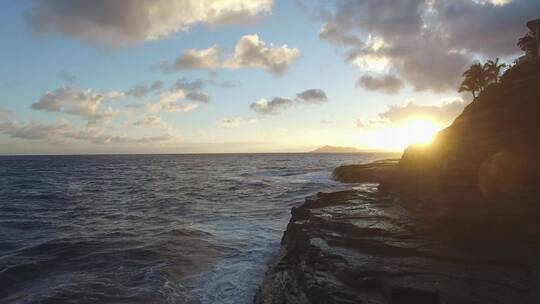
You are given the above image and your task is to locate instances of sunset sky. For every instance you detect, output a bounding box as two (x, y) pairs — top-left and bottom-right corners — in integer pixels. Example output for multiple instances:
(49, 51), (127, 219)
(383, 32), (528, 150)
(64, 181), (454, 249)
(0, 0), (538, 154)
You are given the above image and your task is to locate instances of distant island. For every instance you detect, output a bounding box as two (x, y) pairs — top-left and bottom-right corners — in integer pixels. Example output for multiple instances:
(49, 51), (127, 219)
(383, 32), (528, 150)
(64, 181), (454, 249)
(309, 145), (363, 153)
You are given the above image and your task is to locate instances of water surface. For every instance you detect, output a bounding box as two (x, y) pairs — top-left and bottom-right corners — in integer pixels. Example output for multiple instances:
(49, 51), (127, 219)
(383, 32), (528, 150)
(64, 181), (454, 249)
(0, 153), (392, 303)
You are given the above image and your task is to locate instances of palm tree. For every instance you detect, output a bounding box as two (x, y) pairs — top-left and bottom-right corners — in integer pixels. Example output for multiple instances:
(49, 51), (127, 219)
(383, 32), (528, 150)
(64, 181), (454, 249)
(458, 76), (478, 98)
(459, 62), (490, 99)
(518, 33), (538, 57)
(483, 58), (506, 84)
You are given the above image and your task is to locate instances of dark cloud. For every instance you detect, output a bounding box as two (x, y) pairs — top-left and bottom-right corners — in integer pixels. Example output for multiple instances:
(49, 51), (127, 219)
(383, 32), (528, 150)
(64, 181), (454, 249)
(60, 71), (78, 84)
(26, 0), (273, 47)
(318, 0), (537, 92)
(435, 0), (540, 57)
(251, 88), (328, 115)
(357, 74), (404, 94)
(186, 91), (210, 103)
(171, 77), (206, 91)
(250, 97), (294, 115)
(127, 80), (164, 97)
(296, 89), (328, 104)
(170, 77), (237, 92)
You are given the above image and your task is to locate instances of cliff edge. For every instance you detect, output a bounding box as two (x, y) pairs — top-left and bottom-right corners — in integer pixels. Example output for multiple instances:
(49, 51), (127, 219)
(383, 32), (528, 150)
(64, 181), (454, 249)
(397, 58), (540, 202)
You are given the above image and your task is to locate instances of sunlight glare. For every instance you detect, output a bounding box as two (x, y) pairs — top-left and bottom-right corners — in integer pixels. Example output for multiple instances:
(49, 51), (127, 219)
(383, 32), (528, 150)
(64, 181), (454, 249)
(358, 118), (441, 151)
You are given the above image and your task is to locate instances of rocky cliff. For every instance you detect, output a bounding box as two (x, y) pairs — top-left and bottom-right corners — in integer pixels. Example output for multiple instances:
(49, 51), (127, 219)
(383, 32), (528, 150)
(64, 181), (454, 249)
(396, 58), (540, 203)
(256, 59), (540, 303)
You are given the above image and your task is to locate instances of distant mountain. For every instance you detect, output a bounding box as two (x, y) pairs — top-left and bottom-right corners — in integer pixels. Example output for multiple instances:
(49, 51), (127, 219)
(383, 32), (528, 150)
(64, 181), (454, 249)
(310, 145), (363, 153)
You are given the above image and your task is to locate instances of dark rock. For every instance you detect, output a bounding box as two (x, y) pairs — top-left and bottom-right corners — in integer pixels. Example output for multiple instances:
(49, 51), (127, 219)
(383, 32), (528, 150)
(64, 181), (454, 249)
(333, 159), (400, 183)
(255, 186), (540, 304)
(393, 58), (540, 204)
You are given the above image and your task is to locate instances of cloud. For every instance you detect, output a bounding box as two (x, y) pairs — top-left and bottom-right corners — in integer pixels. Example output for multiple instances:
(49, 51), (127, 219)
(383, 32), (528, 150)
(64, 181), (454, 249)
(171, 77), (237, 92)
(0, 121), (72, 142)
(355, 119), (366, 128)
(146, 90), (199, 113)
(27, 0), (273, 47)
(127, 80), (163, 97)
(319, 23), (360, 47)
(157, 34), (300, 75)
(321, 119), (334, 124)
(60, 71), (77, 84)
(171, 77), (206, 91)
(250, 97), (293, 115)
(133, 115), (170, 130)
(0, 120), (171, 145)
(296, 89), (328, 104)
(186, 91), (210, 103)
(317, 0), (539, 92)
(251, 88), (328, 115)
(357, 74), (404, 94)
(224, 34), (301, 75)
(162, 46), (222, 71)
(31, 87), (125, 123)
(0, 107), (12, 120)
(220, 117), (256, 128)
(378, 98), (467, 124)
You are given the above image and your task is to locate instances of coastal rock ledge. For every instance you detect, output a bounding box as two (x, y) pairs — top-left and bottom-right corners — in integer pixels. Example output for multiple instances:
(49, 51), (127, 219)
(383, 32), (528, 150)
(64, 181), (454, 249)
(255, 186), (540, 304)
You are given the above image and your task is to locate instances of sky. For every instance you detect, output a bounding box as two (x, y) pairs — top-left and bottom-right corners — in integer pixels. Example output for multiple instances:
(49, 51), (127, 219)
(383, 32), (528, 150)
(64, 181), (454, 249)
(0, 0), (538, 154)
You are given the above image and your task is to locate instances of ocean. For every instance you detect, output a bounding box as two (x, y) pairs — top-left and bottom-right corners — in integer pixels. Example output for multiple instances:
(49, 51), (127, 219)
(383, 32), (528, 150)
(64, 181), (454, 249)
(0, 153), (393, 304)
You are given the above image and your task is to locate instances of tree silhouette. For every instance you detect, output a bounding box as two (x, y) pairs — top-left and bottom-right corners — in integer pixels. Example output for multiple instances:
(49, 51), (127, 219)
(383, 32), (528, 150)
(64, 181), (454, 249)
(459, 62), (487, 99)
(483, 58), (506, 84)
(518, 33), (538, 57)
(458, 76), (478, 98)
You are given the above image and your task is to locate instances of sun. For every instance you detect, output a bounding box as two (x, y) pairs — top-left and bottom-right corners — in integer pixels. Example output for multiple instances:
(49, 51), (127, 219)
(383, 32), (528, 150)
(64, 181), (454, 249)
(400, 119), (439, 146)
(357, 118), (441, 151)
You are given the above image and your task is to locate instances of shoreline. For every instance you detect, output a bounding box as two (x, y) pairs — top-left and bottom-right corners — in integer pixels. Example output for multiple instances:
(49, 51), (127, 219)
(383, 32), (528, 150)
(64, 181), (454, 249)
(255, 159), (540, 303)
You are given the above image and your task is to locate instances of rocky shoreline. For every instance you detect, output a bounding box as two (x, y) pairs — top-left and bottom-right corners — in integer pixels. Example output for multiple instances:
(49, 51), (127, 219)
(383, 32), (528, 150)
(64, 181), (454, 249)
(255, 181), (540, 304)
(255, 58), (540, 303)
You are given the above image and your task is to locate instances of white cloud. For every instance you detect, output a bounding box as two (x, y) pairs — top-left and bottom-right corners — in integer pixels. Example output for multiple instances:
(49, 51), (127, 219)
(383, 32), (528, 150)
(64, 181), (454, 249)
(133, 115), (170, 130)
(163, 46), (222, 71)
(0, 121), (72, 142)
(378, 98), (468, 124)
(224, 34), (301, 75)
(157, 34), (300, 75)
(0, 120), (172, 145)
(220, 117), (256, 128)
(31, 87), (124, 124)
(27, 0), (273, 47)
(146, 90), (199, 113)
